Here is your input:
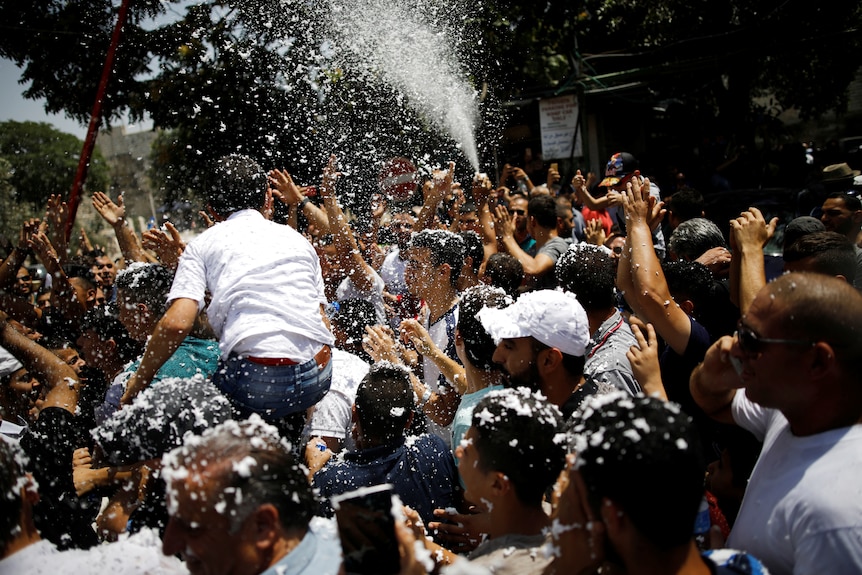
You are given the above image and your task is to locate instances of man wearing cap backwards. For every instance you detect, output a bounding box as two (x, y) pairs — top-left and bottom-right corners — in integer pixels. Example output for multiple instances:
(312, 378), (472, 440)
(477, 289), (601, 418)
(573, 152), (667, 259)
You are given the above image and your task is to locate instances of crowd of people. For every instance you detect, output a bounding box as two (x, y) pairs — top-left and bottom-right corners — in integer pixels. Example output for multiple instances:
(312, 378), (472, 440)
(1, 148), (861, 575)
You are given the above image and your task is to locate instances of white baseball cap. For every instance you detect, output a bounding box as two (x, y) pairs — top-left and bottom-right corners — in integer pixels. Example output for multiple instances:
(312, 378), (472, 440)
(477, 289), (590, 357)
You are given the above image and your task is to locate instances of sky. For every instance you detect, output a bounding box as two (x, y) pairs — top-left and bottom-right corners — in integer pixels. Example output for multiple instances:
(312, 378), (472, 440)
(0, 2), (193, 140)
(0, 58), (90, 139)
(1, 57), (156, 140)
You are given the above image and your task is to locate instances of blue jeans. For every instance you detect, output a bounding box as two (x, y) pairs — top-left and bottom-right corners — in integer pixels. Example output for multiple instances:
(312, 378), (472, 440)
(213, 352), (332, 422)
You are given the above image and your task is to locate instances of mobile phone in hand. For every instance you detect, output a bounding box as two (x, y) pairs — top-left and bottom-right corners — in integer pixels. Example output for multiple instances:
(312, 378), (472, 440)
(332, 484), (400, 575)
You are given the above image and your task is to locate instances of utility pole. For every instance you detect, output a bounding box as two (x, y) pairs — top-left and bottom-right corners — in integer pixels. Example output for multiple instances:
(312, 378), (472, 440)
(65, 0), (132, 243)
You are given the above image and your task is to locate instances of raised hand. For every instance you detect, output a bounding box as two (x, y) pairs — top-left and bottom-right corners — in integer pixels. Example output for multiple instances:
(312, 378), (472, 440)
(621, 176), (653, 226)
(363, 324), (402, 365)
(18, 218), (41, 252)
(471, 172), (493, 206)
(584, 218), (607, 246)
(547, 164), (561, 190)
(92, 191), (126, 227)
(730, 207), (778, 250)
(320, 155), (339, 199)
(431, 161), (455, 199)
(199, 210), (215, 228)
(268, 168), (305, 205)
(626, 323), (667, 400)
(44, 194), (69, 259)
(492, 204), (515, 240)
(78, 227), (94, 254)
(30, 230), (59, 266)
(142, 222), (186, 270)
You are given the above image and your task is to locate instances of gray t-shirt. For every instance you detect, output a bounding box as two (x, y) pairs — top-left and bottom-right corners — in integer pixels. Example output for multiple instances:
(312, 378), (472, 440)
(465, 532), (552, 575)
(531, 236), (570, 289)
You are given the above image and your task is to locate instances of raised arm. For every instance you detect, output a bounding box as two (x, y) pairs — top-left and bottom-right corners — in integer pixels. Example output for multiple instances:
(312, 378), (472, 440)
(493, 205), (556, 277)
(92, 191), (152, 264)
(268, 168), (330, 233)
(0, 218), (40, 292)
(319, 155), (378, 294)
(0, 310), (80, 413)
(618, 178), (691, 355)
(30, 229), (87, 324)
(728, 207), (777, 315)
(414, 162), (454, 233)
(121, 297), (199, 405)
(571, 170), (622, 211)
(44, 194), (70, 265)
(361, 194), (388, 271)
(472, 173), (498, 261)
(141, 222), (186, 271)
(401, 318), (466, 392)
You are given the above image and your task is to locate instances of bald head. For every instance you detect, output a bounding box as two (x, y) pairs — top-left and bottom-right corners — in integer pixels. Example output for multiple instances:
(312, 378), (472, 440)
(765, 273), (862, 373)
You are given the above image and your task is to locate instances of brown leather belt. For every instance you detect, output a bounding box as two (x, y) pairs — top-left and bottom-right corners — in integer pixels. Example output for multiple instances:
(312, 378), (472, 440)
(246, 345), (331, 369)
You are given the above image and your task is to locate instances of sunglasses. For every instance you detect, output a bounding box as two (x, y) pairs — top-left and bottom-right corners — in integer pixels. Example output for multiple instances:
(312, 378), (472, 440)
(734, 321), (815, 355)
(508, 209), (526, 216)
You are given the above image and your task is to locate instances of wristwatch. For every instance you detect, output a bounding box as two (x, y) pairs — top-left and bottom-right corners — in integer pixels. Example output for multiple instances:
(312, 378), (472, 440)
(299, 196), (310, 210)
(417, 387), (432, 410)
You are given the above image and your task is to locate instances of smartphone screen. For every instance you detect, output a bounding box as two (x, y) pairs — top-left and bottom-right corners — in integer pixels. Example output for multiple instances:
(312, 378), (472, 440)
(332, 484), (400, 575)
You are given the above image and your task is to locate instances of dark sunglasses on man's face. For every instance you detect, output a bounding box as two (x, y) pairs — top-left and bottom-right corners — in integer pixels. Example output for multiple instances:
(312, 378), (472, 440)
(734, 321), (814, 355)
(508, 209), (526, 216)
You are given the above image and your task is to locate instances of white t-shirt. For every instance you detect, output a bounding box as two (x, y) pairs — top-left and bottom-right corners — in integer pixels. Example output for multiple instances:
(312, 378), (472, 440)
(168, 209), (333, 361)
(335, 269), (387, 326)
(379, 247), (408, 295)
(727, 390), (862, 575)
(303, 348), (369, 451)
(0, 530), (188, 575)
(423, 304), (459, 448)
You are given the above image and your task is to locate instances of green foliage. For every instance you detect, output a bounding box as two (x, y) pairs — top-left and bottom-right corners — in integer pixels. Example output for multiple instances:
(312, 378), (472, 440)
(0, 120), (109, 233)
(3, 0), (862, 206)
(0, 157), (39, 243)
(0, 0), (162, 125)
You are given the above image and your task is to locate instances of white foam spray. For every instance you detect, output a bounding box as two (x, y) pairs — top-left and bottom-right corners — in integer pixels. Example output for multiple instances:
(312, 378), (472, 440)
(325, 0), (481, 172)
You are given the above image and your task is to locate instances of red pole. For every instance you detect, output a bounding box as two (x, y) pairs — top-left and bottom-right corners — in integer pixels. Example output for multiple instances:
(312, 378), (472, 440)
(65, 0), (133, 243)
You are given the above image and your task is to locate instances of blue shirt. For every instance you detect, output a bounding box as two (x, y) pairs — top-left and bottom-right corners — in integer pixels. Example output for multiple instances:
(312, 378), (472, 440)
(313, 434), (460, 526)
(451, 385), (503, 465)
(259, 522), (342, 575)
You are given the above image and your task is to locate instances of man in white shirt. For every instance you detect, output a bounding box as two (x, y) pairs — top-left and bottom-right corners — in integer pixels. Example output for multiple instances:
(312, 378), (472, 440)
(122, 155), (334, 440)
(691, 272), (862, 575)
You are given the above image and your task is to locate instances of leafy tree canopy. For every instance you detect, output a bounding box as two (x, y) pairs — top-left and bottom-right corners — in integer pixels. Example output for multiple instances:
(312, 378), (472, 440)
(2, 0), (861, 210)
(0, 120), (109, 207)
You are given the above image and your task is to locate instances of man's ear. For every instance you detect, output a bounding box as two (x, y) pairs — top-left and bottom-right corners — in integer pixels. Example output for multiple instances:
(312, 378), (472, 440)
(403, 410), (414, 432)
(810, 341), (839, 381)
(678, 299), (695, 316)
(599, 497), (624, 540)
(251, 504), (281, 549)
(539, 347), (563, 375)
(490, 471), (511, 497)
(206, 205), (224, 223)
(440, 263), (452, 282)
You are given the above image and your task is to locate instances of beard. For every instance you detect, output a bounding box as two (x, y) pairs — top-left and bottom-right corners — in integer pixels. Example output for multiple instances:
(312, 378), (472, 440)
(503, 360), (542, 392)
